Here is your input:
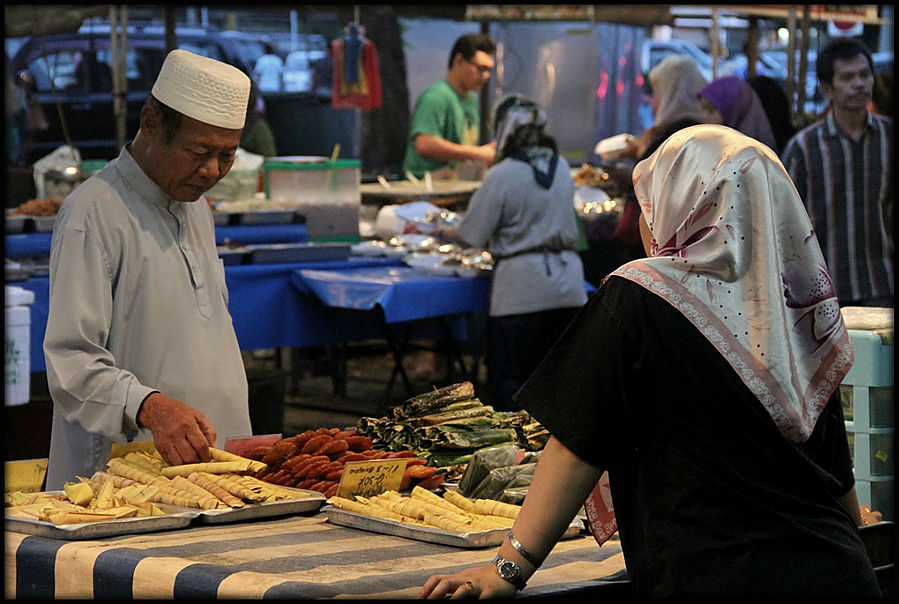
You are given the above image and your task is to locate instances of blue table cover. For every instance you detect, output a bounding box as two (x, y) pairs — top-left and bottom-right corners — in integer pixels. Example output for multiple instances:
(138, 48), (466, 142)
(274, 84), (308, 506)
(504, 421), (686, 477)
(9, 257), (389, 373)
(290, 262), (490, 324)
(4, 223), (309, 259)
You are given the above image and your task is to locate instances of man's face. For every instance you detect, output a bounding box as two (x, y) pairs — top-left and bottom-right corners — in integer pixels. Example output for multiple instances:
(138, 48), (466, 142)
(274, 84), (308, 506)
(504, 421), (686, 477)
(821, 54), (874, 112)
(459, 50), (494, 93)
(148, 112), (242, 202)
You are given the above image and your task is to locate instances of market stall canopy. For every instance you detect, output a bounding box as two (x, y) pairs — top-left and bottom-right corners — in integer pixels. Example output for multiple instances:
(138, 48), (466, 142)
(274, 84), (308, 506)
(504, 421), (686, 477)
(715, 4), (889, 25)
(463, 4), (674, 25)
(4, 4), (108, 38)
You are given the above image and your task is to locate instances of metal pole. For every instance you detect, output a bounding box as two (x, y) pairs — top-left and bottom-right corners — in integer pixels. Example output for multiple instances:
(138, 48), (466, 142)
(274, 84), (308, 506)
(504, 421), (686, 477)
(109, 6), (128, 154)
(798, 5), (811, 122)
(786, 6), (797, 124)
(711, 7), (719, 79)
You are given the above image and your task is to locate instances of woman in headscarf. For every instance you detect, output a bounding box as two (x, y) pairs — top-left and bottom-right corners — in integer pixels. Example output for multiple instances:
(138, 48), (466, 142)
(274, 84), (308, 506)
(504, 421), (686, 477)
(699, 75), (778, 151)
(748, 75), (797, 154)
(614, 54), (709, 261)
(629, 53), (709, 161)
(436, 94), (587, 411)
(420, 125), (881, 599)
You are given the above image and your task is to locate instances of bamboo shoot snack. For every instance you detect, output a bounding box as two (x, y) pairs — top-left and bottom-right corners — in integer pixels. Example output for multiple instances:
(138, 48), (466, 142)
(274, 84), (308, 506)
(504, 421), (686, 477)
(107, 458), (170, 486)
(186, 473), (245, 508)
(326, 490), (523, 534)
(160, 460), (254, 477)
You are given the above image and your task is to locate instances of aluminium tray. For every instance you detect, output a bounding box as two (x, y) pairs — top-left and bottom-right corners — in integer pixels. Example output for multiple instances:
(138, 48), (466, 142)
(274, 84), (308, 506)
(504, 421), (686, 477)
(217, 246), (250, 265)
(32, 216), (57, 232)
(5, 215), (29, 233)
(212, 210), (238, 226)
(5, 501), (199, 541)
(322, 505), (582, 548)
(235, 209), (297, 225)
(193, 488), (326, 524)
(247, 242), (351, 264)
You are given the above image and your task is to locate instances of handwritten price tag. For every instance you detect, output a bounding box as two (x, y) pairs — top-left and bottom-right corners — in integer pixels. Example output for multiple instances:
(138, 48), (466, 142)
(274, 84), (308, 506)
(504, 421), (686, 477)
(337, 458), (409, 499)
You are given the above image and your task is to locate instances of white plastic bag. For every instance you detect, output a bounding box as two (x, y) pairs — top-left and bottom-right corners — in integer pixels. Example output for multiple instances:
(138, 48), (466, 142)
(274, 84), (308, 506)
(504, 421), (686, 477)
(32, 146), (81, 199)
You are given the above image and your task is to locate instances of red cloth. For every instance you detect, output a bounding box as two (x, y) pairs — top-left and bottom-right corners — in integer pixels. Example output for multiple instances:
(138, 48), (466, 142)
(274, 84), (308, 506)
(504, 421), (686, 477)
(331, 38), (382, 110)
(584, 471), (617, 545)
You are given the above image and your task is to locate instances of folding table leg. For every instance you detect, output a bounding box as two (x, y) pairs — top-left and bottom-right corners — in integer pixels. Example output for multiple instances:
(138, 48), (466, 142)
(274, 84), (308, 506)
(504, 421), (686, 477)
(381, 315), (415, 406)
(439, 317), (471, 382)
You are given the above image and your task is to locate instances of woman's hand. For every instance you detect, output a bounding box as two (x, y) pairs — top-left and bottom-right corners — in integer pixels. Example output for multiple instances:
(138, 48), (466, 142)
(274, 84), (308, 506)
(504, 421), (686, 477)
(418, 564), (516, 600)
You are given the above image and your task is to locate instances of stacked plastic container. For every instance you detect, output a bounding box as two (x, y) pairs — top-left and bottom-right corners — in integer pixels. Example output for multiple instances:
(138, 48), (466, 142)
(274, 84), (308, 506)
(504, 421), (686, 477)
(262, 157), (362, 242)
(840, 307), (894, 521)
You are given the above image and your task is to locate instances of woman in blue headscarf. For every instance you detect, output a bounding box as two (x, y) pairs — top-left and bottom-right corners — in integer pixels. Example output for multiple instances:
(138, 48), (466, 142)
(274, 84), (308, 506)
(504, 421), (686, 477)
(436, 95), (587, 411)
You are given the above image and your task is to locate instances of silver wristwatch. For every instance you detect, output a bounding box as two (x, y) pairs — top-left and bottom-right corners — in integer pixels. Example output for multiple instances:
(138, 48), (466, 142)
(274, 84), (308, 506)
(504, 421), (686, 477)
(492, 554), (527, 590)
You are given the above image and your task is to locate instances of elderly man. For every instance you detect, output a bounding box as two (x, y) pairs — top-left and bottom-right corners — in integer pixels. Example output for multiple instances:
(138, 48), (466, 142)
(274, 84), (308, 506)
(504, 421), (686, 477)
(44, 49), (254, 489)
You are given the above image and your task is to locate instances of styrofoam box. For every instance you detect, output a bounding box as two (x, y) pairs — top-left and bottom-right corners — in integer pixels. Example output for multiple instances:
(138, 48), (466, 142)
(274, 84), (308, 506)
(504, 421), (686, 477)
(855, 477), (893, 522)
(843, 329), (893, 387)
(847, 430), (894, 479)
(841, 384), (894, 431)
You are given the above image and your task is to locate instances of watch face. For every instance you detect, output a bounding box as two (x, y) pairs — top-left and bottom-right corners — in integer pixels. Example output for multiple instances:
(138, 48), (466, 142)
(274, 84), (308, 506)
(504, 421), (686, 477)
(498, 560), (517, 579)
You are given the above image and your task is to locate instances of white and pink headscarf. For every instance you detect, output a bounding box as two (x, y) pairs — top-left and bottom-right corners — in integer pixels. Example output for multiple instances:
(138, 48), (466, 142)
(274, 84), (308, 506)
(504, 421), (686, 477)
(612, 124), (853, 443)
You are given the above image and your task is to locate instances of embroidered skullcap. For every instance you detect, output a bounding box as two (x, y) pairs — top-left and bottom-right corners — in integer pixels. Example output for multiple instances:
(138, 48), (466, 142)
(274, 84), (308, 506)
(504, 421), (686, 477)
(151, 49), (250, 129)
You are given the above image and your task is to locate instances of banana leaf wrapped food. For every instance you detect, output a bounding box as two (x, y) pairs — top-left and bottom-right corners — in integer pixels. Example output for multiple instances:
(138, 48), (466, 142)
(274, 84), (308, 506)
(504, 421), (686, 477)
(389, 381), (476, 420)
(356, 382), (549, 478)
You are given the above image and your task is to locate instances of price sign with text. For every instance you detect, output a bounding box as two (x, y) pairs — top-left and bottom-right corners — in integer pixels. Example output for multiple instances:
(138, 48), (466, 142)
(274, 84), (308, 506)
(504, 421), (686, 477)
(337, 458), (408, 499)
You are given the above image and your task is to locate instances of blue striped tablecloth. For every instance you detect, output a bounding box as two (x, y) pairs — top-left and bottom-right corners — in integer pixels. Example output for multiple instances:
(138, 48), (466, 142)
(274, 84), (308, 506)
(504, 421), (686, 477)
(5, 514), (625, 599)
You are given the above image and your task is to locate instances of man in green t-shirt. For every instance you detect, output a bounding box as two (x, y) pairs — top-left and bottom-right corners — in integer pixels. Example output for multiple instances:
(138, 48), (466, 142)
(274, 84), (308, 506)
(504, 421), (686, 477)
(403, 33), (497, 179)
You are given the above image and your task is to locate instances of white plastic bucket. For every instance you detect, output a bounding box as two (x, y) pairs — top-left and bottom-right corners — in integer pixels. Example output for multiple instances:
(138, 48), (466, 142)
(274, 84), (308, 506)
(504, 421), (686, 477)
(5, 286), (35, 406)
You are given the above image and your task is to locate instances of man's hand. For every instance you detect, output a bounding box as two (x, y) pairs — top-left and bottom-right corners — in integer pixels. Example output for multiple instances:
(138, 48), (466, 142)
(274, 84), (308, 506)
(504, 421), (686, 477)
(137, 392), (217, 466)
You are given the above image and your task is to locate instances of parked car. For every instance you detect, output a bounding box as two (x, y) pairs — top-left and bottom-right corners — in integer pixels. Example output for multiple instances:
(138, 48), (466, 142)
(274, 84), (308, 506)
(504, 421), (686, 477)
(10, 22), (255, 164)
(220, 30), (278, 74)
(640, 38), (717, 84)
(281, 34), (329, 93)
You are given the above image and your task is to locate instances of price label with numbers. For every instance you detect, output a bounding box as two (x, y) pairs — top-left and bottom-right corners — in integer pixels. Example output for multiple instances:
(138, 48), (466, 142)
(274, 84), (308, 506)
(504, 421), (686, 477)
(337, 458), (409, 499)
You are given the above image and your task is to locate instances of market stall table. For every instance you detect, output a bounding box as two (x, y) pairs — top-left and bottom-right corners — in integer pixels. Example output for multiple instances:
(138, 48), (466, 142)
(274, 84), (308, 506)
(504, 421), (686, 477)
(6, 257), (392, 373)
(290, 260), (490, 404)
(4, 223), (310, 260)
(4, 513), (626, 599)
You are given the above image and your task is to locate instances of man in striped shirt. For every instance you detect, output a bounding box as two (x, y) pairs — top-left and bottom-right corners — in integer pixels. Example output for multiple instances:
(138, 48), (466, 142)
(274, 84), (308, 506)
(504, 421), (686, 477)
(782, 38), (893, 307)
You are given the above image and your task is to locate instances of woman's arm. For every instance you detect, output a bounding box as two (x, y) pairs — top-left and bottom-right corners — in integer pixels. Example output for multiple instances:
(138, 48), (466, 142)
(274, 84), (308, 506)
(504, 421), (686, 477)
(418, 436), (603, 599)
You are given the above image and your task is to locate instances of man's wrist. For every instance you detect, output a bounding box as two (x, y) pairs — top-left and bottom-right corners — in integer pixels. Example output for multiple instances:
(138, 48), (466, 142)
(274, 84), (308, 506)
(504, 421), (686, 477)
(137, 391), (161, 429)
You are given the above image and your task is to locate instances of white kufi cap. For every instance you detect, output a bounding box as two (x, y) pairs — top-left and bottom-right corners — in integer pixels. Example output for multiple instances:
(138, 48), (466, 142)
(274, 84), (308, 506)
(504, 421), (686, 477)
(151, 49), (250, 129)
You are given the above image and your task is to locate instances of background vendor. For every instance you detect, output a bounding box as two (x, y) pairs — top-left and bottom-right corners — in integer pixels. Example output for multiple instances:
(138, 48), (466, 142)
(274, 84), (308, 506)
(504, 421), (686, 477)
(402, 33), (497, 180)
(43, 49), (254, 489)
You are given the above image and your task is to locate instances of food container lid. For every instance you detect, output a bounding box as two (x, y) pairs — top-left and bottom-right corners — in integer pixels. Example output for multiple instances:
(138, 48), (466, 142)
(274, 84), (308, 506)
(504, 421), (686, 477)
(5, 285), (35, 307)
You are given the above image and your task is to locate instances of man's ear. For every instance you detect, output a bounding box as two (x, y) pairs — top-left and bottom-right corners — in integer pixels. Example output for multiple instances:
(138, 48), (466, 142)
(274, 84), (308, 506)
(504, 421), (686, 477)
(819, 81), (834, 102)
(139, 102), (159, 138)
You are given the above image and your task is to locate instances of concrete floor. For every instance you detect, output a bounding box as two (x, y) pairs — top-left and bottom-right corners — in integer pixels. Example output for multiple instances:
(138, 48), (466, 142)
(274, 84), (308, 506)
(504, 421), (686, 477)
(254, 342), (488, 437)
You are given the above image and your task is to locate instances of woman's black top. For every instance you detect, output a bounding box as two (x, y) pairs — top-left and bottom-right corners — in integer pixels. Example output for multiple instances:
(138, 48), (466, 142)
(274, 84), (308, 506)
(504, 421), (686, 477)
(516, 276), (881, 598)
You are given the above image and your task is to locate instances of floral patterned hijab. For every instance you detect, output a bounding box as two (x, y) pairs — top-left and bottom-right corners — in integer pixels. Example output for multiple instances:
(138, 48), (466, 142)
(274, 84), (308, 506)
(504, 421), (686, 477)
(612, 124), (853, 443)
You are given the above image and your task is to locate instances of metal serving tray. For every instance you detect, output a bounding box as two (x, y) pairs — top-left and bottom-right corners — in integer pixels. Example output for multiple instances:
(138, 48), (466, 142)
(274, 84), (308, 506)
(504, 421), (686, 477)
(236, 209), (297, 225)
(217, 246), (250, 265)
(247, 242), (351, 264)
(193, 488), (326, 524)
(322, 505), (582, 548)
(212, 210), (237, 226)
(5, 503), (199, 541)
(5, 215), (29, 233)
(32, 216), (57, 232)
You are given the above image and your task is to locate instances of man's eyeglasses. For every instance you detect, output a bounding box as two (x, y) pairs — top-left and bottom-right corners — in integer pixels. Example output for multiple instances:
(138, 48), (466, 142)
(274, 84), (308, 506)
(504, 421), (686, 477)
(466, 58), (493, 74)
